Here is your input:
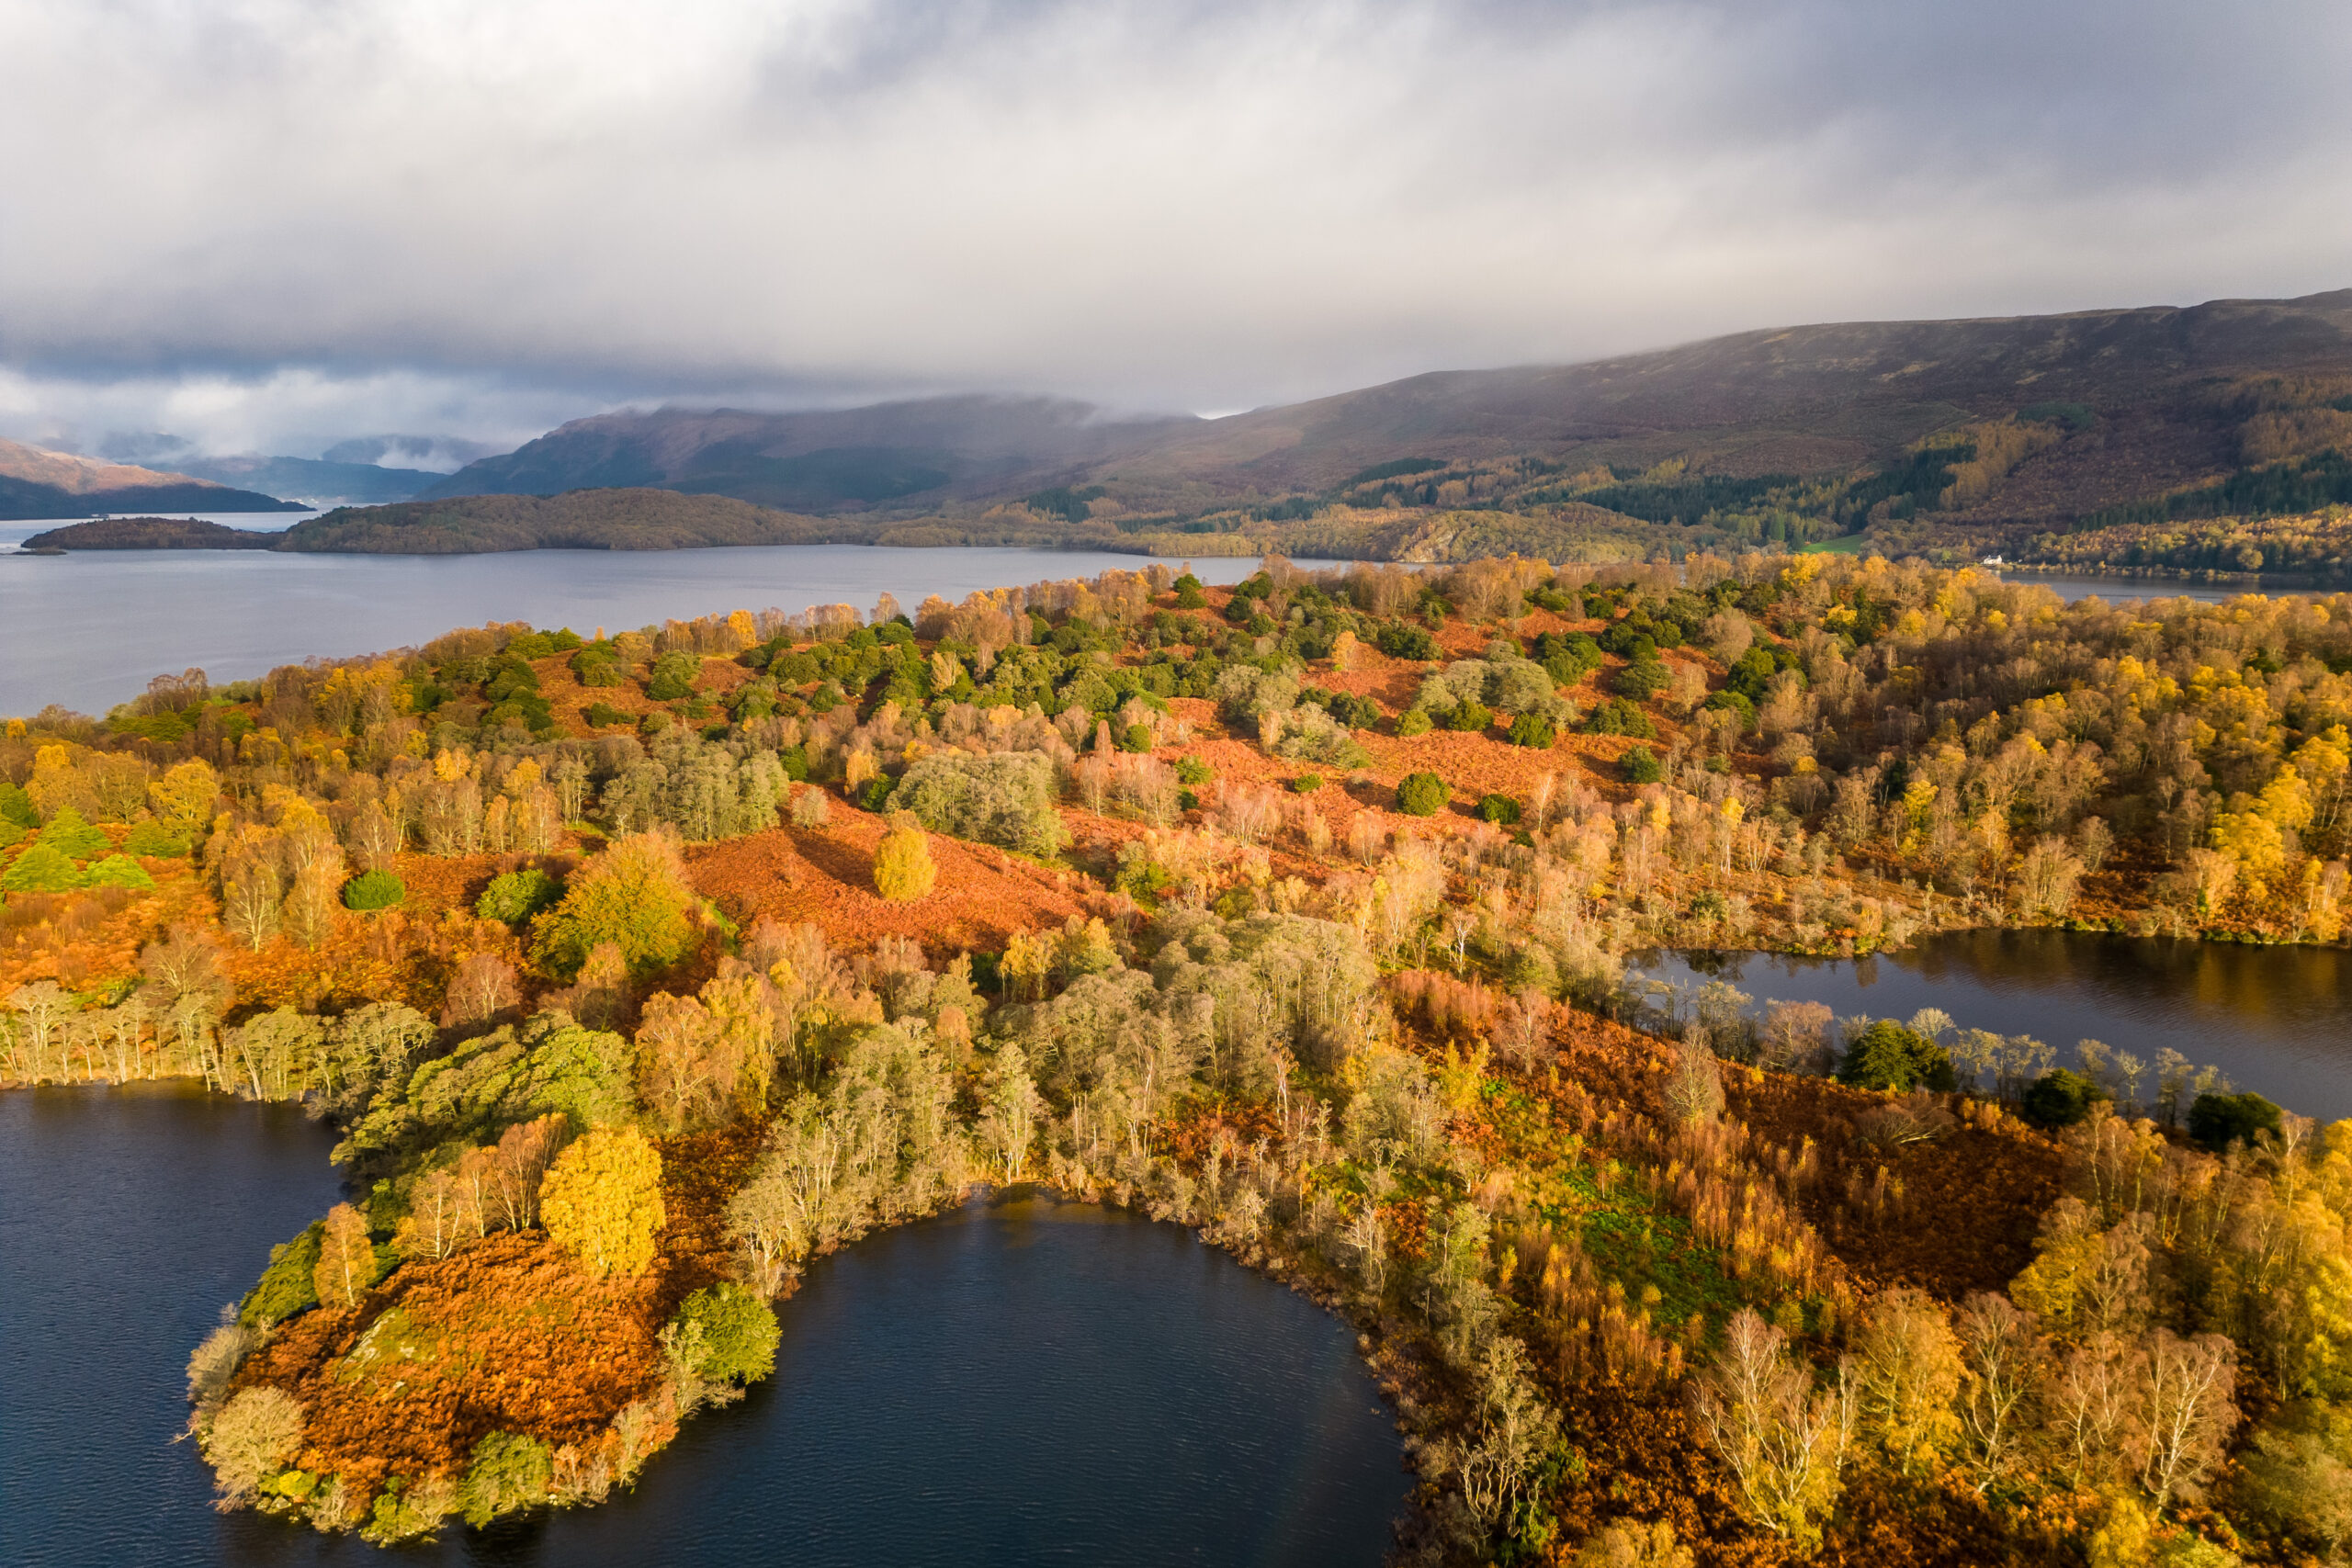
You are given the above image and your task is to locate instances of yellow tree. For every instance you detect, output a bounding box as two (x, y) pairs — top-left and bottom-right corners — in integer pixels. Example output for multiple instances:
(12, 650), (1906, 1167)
(873, 812), (937, 900)
(312, 1202), (378, 1310)
(540, 1125), (666, 1279)
(148, 758), (221, 837)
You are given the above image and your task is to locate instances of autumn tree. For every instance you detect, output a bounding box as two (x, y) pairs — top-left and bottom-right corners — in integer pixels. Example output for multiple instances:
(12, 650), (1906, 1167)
(540, 1124), (666, 1278)
(872, 811), (937, 900)
(311, 1202), (379, 1311)
(1852, 1287), (1963, 1476)
(200, 1385), (306, 1503)
(1688, 1308), (1856, 1547)
(530, 831), (696, 979)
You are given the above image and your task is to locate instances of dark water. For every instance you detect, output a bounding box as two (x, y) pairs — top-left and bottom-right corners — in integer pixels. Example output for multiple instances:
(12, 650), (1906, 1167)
(0, 530), (1314, 717)
(0, 1088), (1407, 1568)
(1638, 929), (2352, 1122)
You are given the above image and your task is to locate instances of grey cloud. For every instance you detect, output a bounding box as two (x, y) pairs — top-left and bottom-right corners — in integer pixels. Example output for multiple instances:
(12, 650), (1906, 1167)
(0, 0), (2346, 456)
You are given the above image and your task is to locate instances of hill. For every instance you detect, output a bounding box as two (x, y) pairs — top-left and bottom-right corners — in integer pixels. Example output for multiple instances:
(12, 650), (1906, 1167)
(0, 437), (306, 521)
(417, 397), (1201, 512)
(174, 455), (440, 508)
(412, 290), (2352, 557)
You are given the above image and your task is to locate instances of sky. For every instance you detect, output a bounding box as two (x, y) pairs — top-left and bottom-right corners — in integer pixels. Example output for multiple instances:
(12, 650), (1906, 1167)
(3, 0), (2348, 464)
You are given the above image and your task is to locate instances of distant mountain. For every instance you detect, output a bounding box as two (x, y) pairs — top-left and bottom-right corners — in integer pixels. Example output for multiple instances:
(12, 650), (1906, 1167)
(0, 437), (305, 521)
(417, 290), (2352, 535)
(418, 396), (1200, 511)
(173, 455), (440, 507)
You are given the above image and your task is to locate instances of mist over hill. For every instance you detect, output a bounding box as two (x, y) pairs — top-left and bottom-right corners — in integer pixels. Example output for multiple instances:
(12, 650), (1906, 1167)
(413, 291), (2352, 545)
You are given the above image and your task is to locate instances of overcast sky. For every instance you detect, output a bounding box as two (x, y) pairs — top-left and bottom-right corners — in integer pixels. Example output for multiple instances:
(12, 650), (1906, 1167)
(3, 0), (2347, 462)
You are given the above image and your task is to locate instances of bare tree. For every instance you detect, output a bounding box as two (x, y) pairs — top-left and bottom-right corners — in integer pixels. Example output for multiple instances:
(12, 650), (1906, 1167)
(2132, 1330), (2239, 1512)
(1954, 1292), (2041, 1495)
(1688, 1308), (1857, 1545)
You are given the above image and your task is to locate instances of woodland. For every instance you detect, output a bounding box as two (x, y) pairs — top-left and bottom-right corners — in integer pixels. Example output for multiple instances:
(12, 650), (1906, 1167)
(2, 551), (2350, 1566)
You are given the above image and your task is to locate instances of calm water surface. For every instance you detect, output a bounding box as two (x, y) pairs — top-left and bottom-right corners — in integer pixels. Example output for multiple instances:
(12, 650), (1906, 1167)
(0, 1087), (1407, 1568)
(1638, 929), (2352, 1122)
(0, 524), (1317, 717)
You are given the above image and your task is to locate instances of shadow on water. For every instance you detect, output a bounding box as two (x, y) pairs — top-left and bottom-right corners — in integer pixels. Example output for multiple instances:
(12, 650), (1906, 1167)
(1638, 929), (2352, 1122)
(2, 1091), (1408, 1568)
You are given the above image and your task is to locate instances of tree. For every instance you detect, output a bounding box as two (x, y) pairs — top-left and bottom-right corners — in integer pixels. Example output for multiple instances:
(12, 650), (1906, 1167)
(2134, 1330), (2240, 1512)
(1573, 1520), (1694, 1568)
(1838, 1021), (1957, 1093)
(1954, 1292), (2041, 1495)
(477, 868), (561, 925)
(1687, 1308), (1856, 1547)
(459, 1430), (553, 1527)
(342, 868), (404, 909)
(530, 832), (695, 980)
(873, 811), (938, 900)
(2024, 1068), (2109, 1128)
(200, 1386), (306, 1503)
(38, 806), (109, 859)
(979, 1043), (1042, 1182)
(669, 1282), (780, 1384)
(1397, 772), (1450, 816)
(149, 758), (221, 836)
(441, 953), (521, 1032)
(1, 843), (82, 892)
(311, 1202), (379, 1311)
(2187, 1090), (2282, 1152)
(540, 1124), (666, 1279)
(1853, 1288), (1963, 1476)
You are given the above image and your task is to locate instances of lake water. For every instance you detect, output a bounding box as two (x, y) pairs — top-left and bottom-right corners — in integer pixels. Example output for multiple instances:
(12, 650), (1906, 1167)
(0, 1088), (1408, 1568)
(0, 525), (1311, 718)
(1636, 929), (2352, 1122)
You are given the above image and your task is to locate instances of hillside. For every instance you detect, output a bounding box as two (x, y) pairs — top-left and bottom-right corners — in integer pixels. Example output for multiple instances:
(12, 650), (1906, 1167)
(0, 437), (305, 521)
(412, 291), (2352, 553)
(417, 397), (1201, 511)
(175, 455), (440, 508)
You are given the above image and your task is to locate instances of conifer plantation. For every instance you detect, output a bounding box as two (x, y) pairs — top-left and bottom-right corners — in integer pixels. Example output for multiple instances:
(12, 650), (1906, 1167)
(5, 553), (2351, 1564)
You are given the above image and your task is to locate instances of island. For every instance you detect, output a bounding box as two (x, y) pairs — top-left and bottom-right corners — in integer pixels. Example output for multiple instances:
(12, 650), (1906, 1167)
(2, 551), (2346, 1566)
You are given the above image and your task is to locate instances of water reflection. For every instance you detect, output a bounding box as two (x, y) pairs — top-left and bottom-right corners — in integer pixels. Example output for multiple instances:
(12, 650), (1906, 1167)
(1638, 930), (2352, 1122)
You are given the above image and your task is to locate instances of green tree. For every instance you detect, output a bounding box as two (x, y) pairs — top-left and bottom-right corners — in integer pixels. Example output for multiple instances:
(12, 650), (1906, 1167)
(540, 1124), (666, 1278)
(1397, 773), (1450, 816)
(477, 868), (560, 925)
(2188, 1090), (2283, 1152)
(1838, 1021), (1957, 1093)
(670, 1281), (781, 1383)
(459, 1431), (553, 1527)
(2022, 1069), (2109, 1128)
(239, 1221), (323, 1326)
(343, 869), (405, 910)
(3, 844), (85, 892)
(39, 806), (109, 860)
(1623, 747), (1663, 784)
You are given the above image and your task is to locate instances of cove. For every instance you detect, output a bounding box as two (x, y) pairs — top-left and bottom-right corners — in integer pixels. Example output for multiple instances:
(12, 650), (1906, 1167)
(1636, 929), (2352, 1122)
(0, 1089), (1408, 1568)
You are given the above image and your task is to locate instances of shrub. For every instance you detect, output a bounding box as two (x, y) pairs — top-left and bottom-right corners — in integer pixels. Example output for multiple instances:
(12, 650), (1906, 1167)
(1703, 689), (1757, 728)
(583, 701), (629, 728)
(1121, 722), (1155, 753)
(1478, 793), (1521, 826)
(83, 853), (155, 890)
(893, 750), (1070, 858)
(1623, 747), (1663, 784)
(1374, 622), (1442, 660)
(3, 843), (84, 893)
(873, 812), (938, 900)
(1272, 705), (1369, 767)
(122, 819), (189, 857)
(1397, 772), (1450, 816)
(1396, 707), (1434, 737)
(2022, 1068), (2109, 1128)
(460, 1431), (553, 1527)
(343, 869), (406, 910)
(477, 868), (561, 925)
(1507, 712), (1556, 749)
(2188, 1090), (2283, 1152)
(1446, 699), (1493, 733)
(541, 1125), (666, 1278)
(1174, 756), (1214, 786)
(1585, 697), (1657, 739)
(1293, 773), (1324, 794)
(529, 833), (695, 980)
(671, 1281), (781, 1384)
(1837, 1021), (1957, 1093)
(1173, 573), (1207, 607)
